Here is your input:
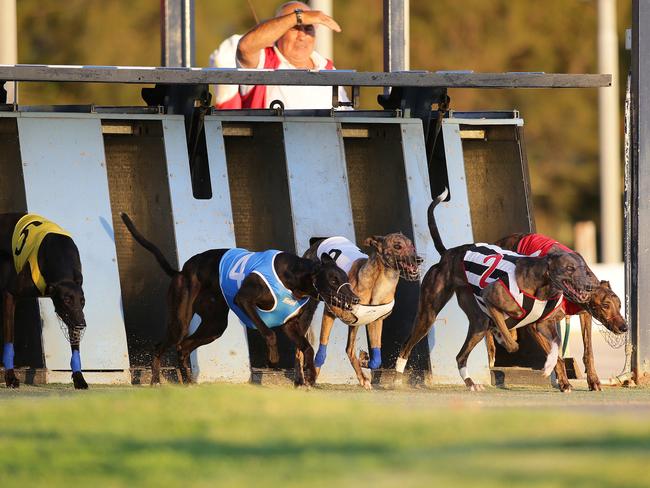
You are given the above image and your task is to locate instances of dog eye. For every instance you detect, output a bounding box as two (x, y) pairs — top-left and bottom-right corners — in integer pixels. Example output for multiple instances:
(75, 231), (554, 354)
(394, 243), (402, 250)
(602, 303), (609, 310)
(566, 266), (575, 272)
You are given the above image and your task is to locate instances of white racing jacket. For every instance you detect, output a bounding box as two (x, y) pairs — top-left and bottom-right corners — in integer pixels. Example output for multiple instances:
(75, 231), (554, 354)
(317, 236), (396, 326)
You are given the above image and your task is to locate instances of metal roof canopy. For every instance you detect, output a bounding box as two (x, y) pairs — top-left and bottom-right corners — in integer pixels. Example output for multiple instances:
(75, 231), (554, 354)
(0, 65), (610, 89)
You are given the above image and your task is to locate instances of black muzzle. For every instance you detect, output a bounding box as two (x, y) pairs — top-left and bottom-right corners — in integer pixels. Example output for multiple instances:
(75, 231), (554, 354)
(319, 282), (360, 311)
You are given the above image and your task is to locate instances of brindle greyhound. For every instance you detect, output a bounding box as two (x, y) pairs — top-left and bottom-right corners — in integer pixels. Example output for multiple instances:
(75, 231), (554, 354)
(0, 213), (88, 389)
(493, 232), (627, 391)
(120, 213), (358, 386)
(395, 191), (598, 391)
(303, 234), (422, 389)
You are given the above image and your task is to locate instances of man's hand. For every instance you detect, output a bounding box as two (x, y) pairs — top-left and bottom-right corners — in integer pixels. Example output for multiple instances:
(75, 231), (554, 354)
(301, 10), (341, 32)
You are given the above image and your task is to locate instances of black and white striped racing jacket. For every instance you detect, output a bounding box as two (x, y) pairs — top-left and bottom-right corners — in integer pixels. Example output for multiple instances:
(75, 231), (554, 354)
(463, 243), (563, 329)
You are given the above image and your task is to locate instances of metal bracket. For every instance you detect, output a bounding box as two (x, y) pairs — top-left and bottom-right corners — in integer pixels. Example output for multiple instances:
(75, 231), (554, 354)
(141, 83), (212, 197)
(377, 86), (449, 167)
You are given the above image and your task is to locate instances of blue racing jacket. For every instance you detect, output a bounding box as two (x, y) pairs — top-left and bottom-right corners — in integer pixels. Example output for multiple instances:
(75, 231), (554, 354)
(219, 248), (309, 329)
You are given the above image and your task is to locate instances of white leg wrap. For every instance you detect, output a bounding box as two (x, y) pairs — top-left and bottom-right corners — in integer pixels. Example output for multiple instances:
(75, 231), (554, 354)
(395, 357), (407, 373)
(543, 341), (559, 377)
(459, 367), (469, 380)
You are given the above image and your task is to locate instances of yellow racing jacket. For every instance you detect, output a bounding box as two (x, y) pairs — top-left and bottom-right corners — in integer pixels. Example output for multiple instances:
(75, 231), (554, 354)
(12, 214), (72, 295)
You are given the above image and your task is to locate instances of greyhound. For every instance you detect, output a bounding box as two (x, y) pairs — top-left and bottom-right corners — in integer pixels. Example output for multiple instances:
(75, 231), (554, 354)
(120, 213), (359, 387)
(493, 232), (627, 391)
(395, 191), (598, 391)
(0, 213), (87, 389)
(303, 234), (422, 389)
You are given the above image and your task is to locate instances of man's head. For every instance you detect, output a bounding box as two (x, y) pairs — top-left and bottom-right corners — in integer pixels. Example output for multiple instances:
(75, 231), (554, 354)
(275, 2), (316, 66)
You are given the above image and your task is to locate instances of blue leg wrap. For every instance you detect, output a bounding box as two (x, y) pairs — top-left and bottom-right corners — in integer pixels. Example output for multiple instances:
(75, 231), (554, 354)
(314, 344), (327, 367)
(70, 349), (82, 373)
(3, 342), (14, 370)
(369, 347), (382, 369)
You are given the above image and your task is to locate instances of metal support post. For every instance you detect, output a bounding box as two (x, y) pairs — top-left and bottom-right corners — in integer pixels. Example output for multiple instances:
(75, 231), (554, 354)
(161, 0), (195, 67)
(629, 0), (650, 384)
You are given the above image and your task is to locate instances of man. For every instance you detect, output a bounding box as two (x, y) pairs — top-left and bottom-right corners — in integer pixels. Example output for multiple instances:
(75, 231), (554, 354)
(236, 1), (349, 109)
(209, 34), (243, 109)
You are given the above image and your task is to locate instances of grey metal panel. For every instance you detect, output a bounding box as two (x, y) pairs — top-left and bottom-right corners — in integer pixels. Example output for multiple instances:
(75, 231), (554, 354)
(283, 121), (355, 253)
(424, 122), (490, 384)
(163, 117), (250, 382)
(283, 120), (363, 384)
(630, 1), (650, 382)
(16, 115), (130, 375)
(0, 65), (612, 88)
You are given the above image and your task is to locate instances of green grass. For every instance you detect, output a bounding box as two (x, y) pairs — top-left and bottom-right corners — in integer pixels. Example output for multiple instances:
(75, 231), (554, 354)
(1, 384), (650, 487)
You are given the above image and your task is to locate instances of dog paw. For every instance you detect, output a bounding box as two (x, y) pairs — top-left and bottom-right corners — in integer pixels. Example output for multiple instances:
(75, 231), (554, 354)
(72, 371), (89, 390)
(505, 343), (520, 354)
(5, 370), (19, 388)
(465, 379), (484, 392)
(587, 376), (602, 391)
(360, 377), (372, 390)
(559, 381), (573, 393)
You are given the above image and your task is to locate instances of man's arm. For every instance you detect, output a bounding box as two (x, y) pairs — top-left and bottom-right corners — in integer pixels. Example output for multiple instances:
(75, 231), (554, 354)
(237, 10), (341, 68)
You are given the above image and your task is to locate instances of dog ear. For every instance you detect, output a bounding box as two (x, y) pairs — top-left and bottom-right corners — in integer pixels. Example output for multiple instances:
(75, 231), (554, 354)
(600, 280), (611, 289)
(320, 252), (335, 266)
(364, 235), (384, 251)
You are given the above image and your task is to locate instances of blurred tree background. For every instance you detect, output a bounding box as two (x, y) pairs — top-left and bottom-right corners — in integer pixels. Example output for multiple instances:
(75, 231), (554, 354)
(14, 0), (630, 251)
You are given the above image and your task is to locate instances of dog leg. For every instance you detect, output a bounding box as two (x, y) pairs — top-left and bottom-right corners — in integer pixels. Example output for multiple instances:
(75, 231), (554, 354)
(485, 330), (496, 368)
(529, 323), (572, 392)
(579, 311), (601, 391)
(70, 346), (88, 389)
(485, 306), (519, 353)
(346, 325), (371, 389)
(456, 288), (489, 391)
(3, 291), (18, 388)
(314, 308), (336, 377)
(152, 274), (193, 385)
(363, 319), (383, 370)
(396, 266), (453, 373)
(284, 317), (316, 387)
(176, 289), (230, 384)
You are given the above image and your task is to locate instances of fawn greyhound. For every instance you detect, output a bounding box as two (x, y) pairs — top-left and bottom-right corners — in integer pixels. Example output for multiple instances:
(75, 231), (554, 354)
(303, 234), (422, 389)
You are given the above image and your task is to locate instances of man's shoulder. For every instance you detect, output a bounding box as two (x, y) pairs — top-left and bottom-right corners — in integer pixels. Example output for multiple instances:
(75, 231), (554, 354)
(310, 50), (335, 70)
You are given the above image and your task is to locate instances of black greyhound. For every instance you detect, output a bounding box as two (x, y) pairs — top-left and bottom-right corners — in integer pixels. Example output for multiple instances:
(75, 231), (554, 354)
(0, 213), (87, 389)
(120, 213), (359, 386)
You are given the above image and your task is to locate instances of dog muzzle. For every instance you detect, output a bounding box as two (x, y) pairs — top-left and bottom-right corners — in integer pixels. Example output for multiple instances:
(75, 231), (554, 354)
(553, 277), (592, 304)
(56, 314), (86, 346)
(319, 282), (360, 312)
(382, 253), (424, 281)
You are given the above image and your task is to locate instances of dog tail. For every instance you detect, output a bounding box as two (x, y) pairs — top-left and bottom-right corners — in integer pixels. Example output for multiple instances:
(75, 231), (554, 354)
(120, 212), (178, 277)
(428, 187), (449, 255)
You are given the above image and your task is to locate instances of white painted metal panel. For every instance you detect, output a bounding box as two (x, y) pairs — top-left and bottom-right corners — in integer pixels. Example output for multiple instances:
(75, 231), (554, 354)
(17, 115), (130, 379)
(421, 122), (490, 384)
(283, 120), (366, 384)
(163, 117), (250, 382)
